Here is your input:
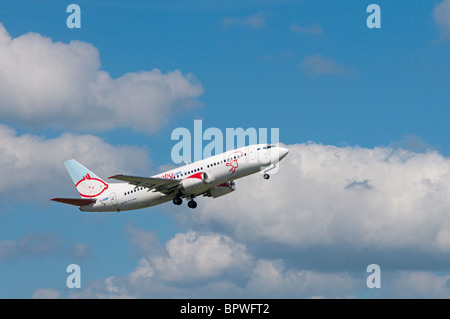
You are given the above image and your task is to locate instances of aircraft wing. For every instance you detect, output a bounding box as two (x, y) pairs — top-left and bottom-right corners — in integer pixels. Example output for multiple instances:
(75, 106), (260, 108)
(109, 174), (181, 193)
(51, 198), (96, 206)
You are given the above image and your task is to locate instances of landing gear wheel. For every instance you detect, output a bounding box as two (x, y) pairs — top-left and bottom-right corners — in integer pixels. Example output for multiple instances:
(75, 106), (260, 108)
(173, 197), (182, 205)
(263, 173), (270, 180)
(187, 200), (197, 209)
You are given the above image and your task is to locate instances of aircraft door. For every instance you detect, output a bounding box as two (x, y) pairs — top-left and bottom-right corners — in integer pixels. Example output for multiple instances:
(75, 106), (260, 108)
(249, 147), (256, 162)
(110, 192), (118, 206)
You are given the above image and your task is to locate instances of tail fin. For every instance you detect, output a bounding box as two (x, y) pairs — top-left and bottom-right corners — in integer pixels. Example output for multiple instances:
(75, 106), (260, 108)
(64, 159), (109, 198)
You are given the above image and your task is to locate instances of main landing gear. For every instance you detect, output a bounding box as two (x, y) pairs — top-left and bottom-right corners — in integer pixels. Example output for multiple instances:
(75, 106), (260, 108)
(173, 197), (182, 205)
(187, 200), (197, 209)
(263, 173), (270, 180)
(173, 196), (197, 209)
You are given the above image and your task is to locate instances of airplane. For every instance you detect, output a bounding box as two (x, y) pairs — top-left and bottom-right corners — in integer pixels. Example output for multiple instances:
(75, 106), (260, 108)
(51, 144), (289, 212)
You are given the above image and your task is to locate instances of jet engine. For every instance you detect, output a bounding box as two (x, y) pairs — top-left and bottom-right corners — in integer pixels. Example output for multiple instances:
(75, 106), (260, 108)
(206, 181), (236, 198)
(179, 172), (215, 194)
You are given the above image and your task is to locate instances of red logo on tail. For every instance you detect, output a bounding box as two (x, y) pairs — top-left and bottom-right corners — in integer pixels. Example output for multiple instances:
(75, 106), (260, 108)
(75, 173), (108, 198)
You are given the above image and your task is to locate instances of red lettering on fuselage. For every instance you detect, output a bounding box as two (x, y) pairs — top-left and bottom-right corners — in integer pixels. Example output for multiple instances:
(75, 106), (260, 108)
(159, 173), (174, 179)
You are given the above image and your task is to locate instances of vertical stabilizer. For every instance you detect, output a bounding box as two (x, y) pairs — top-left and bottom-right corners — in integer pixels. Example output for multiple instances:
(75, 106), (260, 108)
(64, 159), (109, 198)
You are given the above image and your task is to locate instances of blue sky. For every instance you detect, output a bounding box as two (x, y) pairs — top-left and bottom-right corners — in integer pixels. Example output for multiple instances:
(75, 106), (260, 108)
(1, 0), (450, 298)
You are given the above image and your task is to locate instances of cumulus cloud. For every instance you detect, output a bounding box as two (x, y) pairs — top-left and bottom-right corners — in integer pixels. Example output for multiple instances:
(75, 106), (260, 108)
(190, 143), (450, 257)
(300, 54), (351, 76)
(0, 23), (204, 133)
(245, 259), (357, 298)
(128, 229), (251, 287)
(40, 142), (450, 298)
(68, 229), (254, 298)
(0, 124), (151, 202)
(68, 228), (358, 298)
(222, 12), (267, 29)
(433, 0), (450, 40)
(386, 271), (450, 298)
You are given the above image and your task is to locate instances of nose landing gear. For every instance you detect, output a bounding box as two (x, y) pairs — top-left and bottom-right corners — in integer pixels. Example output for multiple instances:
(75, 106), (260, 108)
(262, 163), (277, 180)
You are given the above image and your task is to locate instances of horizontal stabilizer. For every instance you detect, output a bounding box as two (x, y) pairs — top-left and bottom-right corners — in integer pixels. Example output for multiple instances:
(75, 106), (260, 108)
(51, 198), (96, 206)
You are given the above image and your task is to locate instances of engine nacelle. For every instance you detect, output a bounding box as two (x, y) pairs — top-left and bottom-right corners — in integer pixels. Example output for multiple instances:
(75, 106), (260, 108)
(179, 172), (215, 194)
(207, 181), (236, 198)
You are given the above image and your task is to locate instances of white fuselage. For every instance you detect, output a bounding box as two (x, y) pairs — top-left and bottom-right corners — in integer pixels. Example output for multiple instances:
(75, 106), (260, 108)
(80, 144), (288, 212)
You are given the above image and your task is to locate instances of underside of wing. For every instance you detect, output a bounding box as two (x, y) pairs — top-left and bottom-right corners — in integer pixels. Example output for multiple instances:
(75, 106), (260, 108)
(51, 198), (96, 206)
(109, 174), (181, 193)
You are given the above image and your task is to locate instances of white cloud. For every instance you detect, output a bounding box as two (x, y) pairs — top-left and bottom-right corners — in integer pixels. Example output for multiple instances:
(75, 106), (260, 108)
(39, 142), (450, 298)
(433, 0), (450, 40)
(192, 143), (450, 255)
(0, 23), (204, 133)
(68, 229), (254, 298)
(129, 230), (251, 286)
(245, 259), (357, 298)
(0, 124), (151, 202)
(68, 228), (359, 298)
(387, 271), (450, 298)
(300, 54), (351, 76)
(222, 12), (267, 29)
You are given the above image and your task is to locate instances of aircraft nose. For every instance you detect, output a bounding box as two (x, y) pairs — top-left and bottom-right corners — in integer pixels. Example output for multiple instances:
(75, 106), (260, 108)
(278, 147), (289, 161)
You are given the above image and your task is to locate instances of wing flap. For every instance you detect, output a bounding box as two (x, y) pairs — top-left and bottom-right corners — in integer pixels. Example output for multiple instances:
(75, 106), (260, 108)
(51, 198), (96, 206)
